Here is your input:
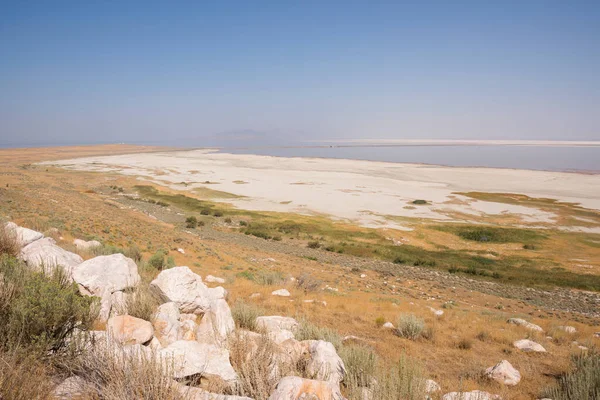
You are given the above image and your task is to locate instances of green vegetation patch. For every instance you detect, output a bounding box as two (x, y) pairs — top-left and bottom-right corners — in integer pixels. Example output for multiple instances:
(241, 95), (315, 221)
(435, 224), (546, 244)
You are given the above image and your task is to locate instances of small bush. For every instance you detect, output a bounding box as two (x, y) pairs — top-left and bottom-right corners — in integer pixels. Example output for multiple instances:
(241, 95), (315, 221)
(295, 319), (342, 350)
(239, 220), (248, 226)
(523, 244), (536, 250)
(236, 270), (255, 281)
(307, 241), (321, 249)
(375, 316), (386, 327)
(200, 209), (211, 215)
(476, 331), (491, 342)
(255, 270), (285, 286)
(213, 210), (224, 217)
(457, 338), (473, 350)
(339, 345), (378, 387)
(147, 250), (167, 270)
(231, 300), (264, 331)
(125, 284), (164, 321)
(412, 199), (428, 205)
(395, 314), (425, 340)
(185, 216), (197, 228)
(542, 351), (600, 400)
(224, 217), (232, 223)
(296, 273), (322, 292)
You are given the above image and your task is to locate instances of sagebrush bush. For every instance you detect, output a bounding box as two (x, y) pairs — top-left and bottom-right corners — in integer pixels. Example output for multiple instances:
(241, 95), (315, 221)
(255, 270), (285, 286)
(395, 314), (425, 340)
(185, 216), (197, 228)
(295, 273), (322, 292)
(147, 250), (167, 270)
(231, 300), (264, 331)
(543, 351), (600, 400)
(0, 255), (97, 353)
(125, 284), (164, 321)
(295, 319), (342, 350)
(339, 345), (378, 387)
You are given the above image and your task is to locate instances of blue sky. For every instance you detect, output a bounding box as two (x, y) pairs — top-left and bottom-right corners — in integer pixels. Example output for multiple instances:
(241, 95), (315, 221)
(1, 1), (599, 146)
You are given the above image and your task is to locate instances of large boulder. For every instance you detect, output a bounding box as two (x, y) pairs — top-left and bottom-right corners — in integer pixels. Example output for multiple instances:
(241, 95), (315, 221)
(153, 302), (181, 346)
(150, 267), (215, 314)
(513, 339), (546, 353)
(507, 318), (543, 332)
(485, 360), (521, 386)
(20, 237), (83, 276)
(5, 222), (44, 247)
(442, 391), (501, 400)
(256, 316), (299, 333)
(73, 254), (140, 296)
(268, 376), (345, 400)
(304, 340), (346, 386)
(160, 340), (237, 382)
(107, 315), (154, 345)
(73, 239), (102, 251)
(196, 298), (235, 345)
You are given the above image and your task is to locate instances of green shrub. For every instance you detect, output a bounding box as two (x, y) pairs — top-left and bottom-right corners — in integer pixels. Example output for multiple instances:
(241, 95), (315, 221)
(185, 216), (198, 228)
(543, 351), (600, 400)
(236, 270), (255, 281)
(213, 210), (224, 217)
(147, 250), (167, 270)
(0, 255), (96, 353)
(339, 345), (378, 387)
(412, 200), (428, 205)
(231, 300), (264, 331)
(307, 241), (321, 249)
(395, 314), (425, 340)
(239, 220), (248, 226)
(295, 319), (342, 350)
(124, 284), (164, 321)
(200, 209), (211, 215)
(375, 316), (386, 327)
(224, 217), (232, 223)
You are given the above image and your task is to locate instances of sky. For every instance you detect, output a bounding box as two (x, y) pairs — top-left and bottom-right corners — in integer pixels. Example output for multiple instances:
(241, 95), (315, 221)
(0, 1), (599, 147)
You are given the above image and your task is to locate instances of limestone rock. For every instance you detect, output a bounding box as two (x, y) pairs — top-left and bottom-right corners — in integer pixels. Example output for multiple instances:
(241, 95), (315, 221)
(272, 289), (290, 297)
(176, 384), (253, 400)
(52, 376), (88, 399)
(73, 239), (102, 251)
(256, 316), (299, 333)
(20, 237), (83, 277)
(507, 318), (543, 332)
(180, 319), (198, 341)
(107, 315), (154, 345)
(196, 298), (235, 345)
(305, 340), (346, 385)
(206, 275), (226, 284)
(109, 291), (128, 316)
(150, 266), (213, 314)
(73, 254), (140, 296)
(382, 322), (394, 329)
(153, 302), (181, 346)
(442, 391), (501, 400)
(485, 360), (521, 386)
(160, 340), (237, 382)
(425, 379), (441, 393)
(513, 339), (546, 353)
(268, 376), (345, 400)
(5, 222), (44, 247)
(558, 325), (576, 334)
(268, 329), (295, 345)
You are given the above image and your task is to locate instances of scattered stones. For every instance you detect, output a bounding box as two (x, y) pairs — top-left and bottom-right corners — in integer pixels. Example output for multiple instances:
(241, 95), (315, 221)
(20, 237), (83, 277)
(160, 340), (237, 382)
(106, 315), (154, 345)
(268, 376), (344, 400)
(73, 254), (140, 296)
(256, 316), (299, 333)
(514, 339), (546, 353)
(150, 266), (214, 314)
(507, 318), (543, 332)
(271, 289), (290, 297)
(485, 360), (521, 386)
(73, 239), (102, 251)
(206, 275), (226, 284)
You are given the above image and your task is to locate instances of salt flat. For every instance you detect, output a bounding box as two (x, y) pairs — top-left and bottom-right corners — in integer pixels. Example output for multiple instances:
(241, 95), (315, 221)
(44, 149), (600, 230)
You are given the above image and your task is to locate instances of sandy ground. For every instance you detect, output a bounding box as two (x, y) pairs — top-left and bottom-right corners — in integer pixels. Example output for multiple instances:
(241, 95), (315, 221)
(43, 149), (600, 230)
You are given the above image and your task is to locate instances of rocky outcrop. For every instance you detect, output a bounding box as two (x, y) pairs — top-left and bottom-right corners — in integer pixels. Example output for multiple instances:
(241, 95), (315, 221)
(268, 376), (345, 400)
(153, 302), (181, 346)
(196, 298), (235, 345)
(507, 318), (543, 332)
(73, 254), (140, 296)
(513, 339), (546, 353)
(150, 267), (214, 314)
(205, 275), (226, 284)
(20, 237), (83, 276)
(107, 315), (154, 345)
(160, 340), (237, 382)
(485, 360), (521, 386)
(5, 222), (44, 247)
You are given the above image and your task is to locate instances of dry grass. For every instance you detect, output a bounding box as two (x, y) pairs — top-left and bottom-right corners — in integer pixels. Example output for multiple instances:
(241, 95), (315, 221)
(231, 299), (265, 331)
(0, 223), (19, 257)
(124, 283), (164, 321)
(0, 349), (54, 400)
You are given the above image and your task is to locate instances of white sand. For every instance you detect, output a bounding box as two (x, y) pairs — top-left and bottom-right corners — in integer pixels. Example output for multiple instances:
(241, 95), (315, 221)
(44, 150), (600, 231)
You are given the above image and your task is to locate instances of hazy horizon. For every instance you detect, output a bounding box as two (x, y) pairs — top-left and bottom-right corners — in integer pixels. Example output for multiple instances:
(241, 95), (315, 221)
(1, 2), (599, 147)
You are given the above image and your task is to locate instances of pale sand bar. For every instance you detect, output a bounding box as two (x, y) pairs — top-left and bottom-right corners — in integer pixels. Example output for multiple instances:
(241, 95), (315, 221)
(44, 150), (600, 231)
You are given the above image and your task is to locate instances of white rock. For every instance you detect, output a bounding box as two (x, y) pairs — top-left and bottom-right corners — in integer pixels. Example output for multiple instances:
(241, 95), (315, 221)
(382, 322), (394, 329)
(272, 288), (290, 297)
(360, 274), (367, 278)
(507, 318), (543, 332)
(153, 302), (181, 346)
(177, 248), (185, 254)
(196, 298), (235, 345)
(256, 316), (299, 333)
(160, 340), (237, 382)
(485, 360), (521, 386)
(176, 384), (253, 400)
(514, 339), (546, 353)
(268, 376), (345, 400)
(110, 291), (128, 316)
(73, 239), (102, 251)
(98, 290), (113, 323)
(107, 315), (154, 345)
(150, 266), (213, 314)
(428, 307), (444, 317)
(5, 222), (44, 247)
(52, 376), (87, 399)
(594, 332), (600, 338)
(425, 379), (441, 393)
(268, 329), (295, 344)
(20, 237), (83, 277)
(249, 293), (261, 299)
(442, 391), (501, 400)
(205, 275), (226, 284)
(558, 325), (577, 334)
(147, 336), (163, 350)
(305, 340), (346, 385)
(73, 254), (140, 297)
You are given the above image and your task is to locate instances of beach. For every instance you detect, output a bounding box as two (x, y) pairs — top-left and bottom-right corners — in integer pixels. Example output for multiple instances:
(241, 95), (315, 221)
(44, 149), (600, 231)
